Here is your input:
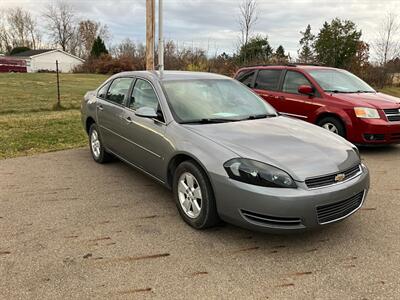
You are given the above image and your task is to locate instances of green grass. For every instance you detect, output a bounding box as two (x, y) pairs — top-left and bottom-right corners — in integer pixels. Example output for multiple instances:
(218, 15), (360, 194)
(380, 86), (400, 98)
(0, 73), (107, 159)
(0, 72), (399, 160)
(0, 110), (87, 159)
(0, 73), (107, 114)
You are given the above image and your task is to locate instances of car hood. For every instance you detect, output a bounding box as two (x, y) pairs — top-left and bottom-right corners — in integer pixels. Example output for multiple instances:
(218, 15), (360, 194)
(184, 116), (360, 182)
(330, 92), (400, 109)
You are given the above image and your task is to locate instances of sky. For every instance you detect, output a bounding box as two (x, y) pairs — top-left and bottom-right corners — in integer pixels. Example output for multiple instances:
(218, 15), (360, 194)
(1, 0), (399, 59)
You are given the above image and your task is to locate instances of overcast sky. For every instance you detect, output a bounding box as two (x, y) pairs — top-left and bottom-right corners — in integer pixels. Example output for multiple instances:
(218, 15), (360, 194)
(1, 0), (399, 58)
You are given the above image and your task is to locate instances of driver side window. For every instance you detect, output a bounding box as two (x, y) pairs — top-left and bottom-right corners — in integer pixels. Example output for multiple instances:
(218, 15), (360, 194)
(282, 71), (312, 94)
(129, 79), (159, 111)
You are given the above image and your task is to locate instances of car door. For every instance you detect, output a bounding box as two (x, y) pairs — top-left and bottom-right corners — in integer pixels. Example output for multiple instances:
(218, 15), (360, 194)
(253, 69), (285, 111)
(96, 77), (134, 156)
(278, 70), (322, 120)
(119, 78), (169, 180)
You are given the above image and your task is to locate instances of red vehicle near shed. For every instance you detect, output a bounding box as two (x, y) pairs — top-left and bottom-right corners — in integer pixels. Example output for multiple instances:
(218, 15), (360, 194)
(0, 57), (27, 73)
(235, 64), (400, 145)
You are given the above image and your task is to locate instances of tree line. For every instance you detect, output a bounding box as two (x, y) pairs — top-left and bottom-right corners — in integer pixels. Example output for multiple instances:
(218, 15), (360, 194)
(0, 0), (399, 87)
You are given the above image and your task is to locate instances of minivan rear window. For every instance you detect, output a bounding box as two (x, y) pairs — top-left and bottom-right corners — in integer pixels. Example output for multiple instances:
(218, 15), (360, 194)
(255, 69), (282, 91)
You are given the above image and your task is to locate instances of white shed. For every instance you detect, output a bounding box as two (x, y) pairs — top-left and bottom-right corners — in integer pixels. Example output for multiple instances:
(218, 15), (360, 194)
(11, 49), (84, 73)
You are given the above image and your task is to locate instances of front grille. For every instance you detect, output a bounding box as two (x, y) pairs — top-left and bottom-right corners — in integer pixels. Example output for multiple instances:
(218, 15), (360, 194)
(305, 164), (361, 189)
(391, 133), (400, 141)
(241, 209), (303, 227)
(316, 191), (365, 224)
(384, 108), (400, 122)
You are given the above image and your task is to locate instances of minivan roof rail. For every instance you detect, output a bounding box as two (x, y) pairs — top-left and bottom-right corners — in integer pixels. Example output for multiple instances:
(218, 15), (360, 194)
(241, 63), (323, 68)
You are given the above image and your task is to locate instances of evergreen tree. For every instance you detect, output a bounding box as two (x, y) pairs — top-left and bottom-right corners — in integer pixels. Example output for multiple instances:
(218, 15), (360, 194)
(314, 19), (361, 68)
(237, 35), (273, 64)
(275, 45), (286, 59)
(90, 36), (108, 58)
(298, 24), (315, 63)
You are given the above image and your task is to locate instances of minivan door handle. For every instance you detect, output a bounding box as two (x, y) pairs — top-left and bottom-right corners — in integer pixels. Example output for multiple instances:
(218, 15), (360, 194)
(123, 116), (133, 124)
(278, 96), (285, 100)
(97, 105), (103, 111)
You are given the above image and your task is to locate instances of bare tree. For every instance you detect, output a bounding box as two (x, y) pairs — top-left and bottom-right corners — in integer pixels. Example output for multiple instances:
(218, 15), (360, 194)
(374, 12), (400, 66)
(78, 20), (109, 58)
(238, 0), (258, 48)
(0, 7), (41, 50)
(43, 1), (76, 51)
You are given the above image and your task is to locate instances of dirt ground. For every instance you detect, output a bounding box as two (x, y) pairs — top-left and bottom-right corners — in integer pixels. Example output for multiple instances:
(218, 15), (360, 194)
(1, 146), (399, 299)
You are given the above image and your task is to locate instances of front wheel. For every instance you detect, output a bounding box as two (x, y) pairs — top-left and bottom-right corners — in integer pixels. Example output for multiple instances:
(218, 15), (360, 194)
(172, 161), (219, 229)
(89, 123), (112, 163)
(318, 117), (346, 138)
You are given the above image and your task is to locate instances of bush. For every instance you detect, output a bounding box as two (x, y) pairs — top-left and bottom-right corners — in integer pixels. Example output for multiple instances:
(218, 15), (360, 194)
(73, 54), (136, 74)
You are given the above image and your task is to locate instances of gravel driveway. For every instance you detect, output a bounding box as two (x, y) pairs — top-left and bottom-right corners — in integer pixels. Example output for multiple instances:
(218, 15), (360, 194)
(1, 147), (399, 299)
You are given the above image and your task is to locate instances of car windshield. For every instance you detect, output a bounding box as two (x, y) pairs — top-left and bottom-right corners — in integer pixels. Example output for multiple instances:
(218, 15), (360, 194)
(307, 69), (375, 93)
(162, 79), (277, 123)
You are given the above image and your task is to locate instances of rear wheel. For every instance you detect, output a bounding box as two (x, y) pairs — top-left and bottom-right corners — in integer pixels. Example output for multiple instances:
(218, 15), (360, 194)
(173, 161), (219, 229)
(318, 117), (346, 138)
(89, 123), (112, 163)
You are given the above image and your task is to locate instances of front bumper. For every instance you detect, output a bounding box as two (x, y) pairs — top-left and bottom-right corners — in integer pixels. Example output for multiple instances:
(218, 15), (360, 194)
(211, 164), (370, 233)
(350, 118), (400, 145)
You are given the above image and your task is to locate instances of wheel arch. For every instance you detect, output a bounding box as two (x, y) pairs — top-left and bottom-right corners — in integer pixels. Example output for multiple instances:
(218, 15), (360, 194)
(166, 152), (212, 190)
(315, 112), (348, 136)
(85, 117), (96, 134)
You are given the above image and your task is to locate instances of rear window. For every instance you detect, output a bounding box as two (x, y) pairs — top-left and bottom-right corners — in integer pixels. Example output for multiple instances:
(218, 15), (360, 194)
(236, 70), (256, 87)
(255, 69), (282, 91)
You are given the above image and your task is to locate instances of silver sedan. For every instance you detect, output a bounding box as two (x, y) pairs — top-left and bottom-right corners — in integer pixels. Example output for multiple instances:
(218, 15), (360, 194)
(81, 71), (369, 232)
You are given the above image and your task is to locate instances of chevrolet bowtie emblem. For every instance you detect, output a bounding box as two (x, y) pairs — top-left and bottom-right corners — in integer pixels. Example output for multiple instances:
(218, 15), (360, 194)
(335, 173), (346, 182)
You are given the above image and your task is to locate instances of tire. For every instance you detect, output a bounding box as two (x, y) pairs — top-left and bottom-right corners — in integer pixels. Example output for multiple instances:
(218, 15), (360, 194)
(88, 123), (112, 163)
(317, 116), (346, 138)
(172, 160), (219, 229)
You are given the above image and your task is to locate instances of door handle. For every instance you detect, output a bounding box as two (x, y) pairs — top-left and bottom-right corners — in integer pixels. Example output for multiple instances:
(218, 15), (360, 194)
(278, 96), (285, 100)
(124, 116), (133, 124)
(97, 105), (103, 111)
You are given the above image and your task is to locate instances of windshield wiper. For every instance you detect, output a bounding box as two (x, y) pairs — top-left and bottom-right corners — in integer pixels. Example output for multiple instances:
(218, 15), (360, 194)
(180, 118), (241, 124)
(325, 89), (376, 94)
(241, 113), (277, 120)
(324, 90), (353, 93)
(352, 90), (376, 93)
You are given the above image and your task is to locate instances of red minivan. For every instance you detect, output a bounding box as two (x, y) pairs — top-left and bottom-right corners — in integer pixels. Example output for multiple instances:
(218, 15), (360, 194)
(235, 65), (400, 145)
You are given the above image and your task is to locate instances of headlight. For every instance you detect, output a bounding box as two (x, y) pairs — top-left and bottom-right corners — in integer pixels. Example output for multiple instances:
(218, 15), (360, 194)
(223, 158), (296, 188)
(354, 107), (380, 119)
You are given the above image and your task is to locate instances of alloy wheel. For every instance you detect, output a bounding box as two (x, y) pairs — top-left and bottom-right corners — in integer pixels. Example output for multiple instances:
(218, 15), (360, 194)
(90, 130), (101, 158)
(322, 123), (339, 134)
(177, 172), (202, 218)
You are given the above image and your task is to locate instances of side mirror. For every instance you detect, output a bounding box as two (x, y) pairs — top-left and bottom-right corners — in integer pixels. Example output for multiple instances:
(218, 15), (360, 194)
(298, 85), (314, 96)
(135, 106), (158, 118)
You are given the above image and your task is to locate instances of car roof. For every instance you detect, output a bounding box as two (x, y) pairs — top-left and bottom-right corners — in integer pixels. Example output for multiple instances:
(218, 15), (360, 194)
(115, 70), (230, 82)
(237, 64), (340, 72)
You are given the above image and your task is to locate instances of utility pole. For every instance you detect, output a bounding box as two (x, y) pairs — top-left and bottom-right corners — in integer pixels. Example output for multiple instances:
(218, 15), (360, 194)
(146, 0), (155, 70)
(158, 0), (164, 73)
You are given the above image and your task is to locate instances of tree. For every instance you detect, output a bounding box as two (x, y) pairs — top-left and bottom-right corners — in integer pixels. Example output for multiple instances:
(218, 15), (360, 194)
(237, 35), (273, 64)
(43, 1), (76, 51)
(238, 0), (258, 54)
(374, 13), (399, 66)
(90, 36), (108, 58)
(78, 20), (109, 58)
(348, 41), (370, 78)
(0, 7), (41, 51)
(314, 18), (362, 68)
(298, 24), (315, 63)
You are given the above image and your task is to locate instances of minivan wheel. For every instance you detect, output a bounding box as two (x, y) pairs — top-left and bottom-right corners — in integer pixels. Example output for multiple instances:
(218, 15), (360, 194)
(173, 161), (219, 229)
(318, 117), (346, 138)
(89, 123), (112, 163)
